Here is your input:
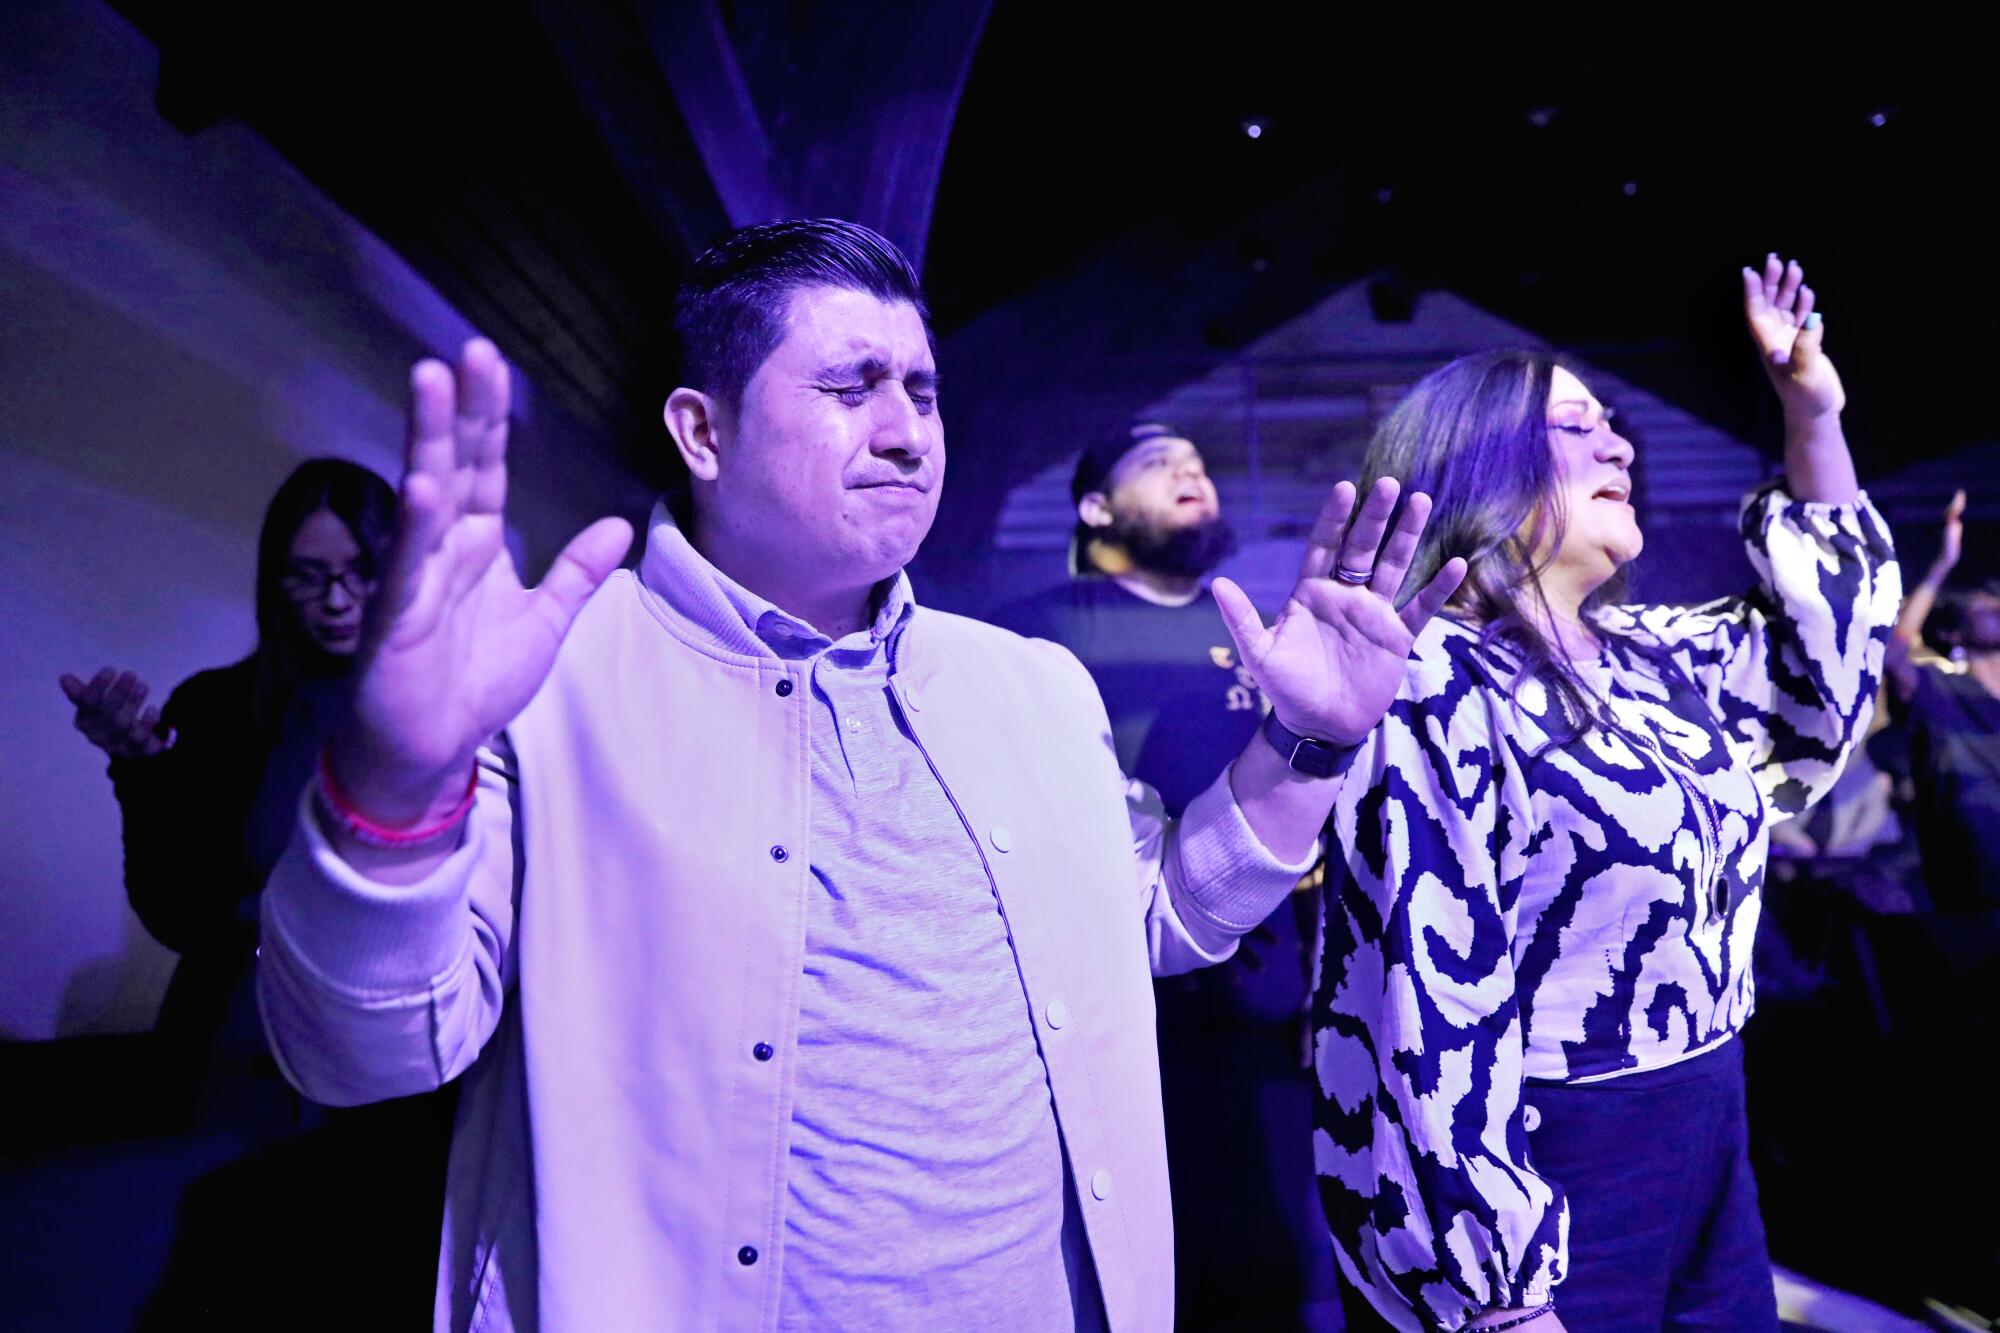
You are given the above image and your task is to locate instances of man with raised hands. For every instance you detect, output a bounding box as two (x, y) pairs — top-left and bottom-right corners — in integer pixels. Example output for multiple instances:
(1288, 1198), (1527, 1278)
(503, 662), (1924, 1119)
(257, 218), (1464, 1332)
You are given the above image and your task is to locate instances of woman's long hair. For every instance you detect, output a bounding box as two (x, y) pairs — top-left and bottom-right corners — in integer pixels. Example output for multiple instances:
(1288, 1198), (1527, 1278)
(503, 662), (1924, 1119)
(1358, 349), (1627, 737)
(249, 459), (397, 727)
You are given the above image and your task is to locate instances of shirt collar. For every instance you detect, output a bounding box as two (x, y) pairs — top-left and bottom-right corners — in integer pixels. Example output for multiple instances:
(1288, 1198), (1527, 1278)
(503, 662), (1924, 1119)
(636, 501), (915, 663)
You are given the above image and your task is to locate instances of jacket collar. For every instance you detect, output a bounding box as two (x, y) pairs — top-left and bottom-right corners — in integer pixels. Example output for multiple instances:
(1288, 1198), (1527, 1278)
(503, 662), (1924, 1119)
(635, 501), (915, 663)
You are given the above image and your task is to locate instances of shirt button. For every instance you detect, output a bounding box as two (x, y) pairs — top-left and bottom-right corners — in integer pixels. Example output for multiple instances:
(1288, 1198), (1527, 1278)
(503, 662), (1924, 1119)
(1045, 1000), (1069, 1030)
(769, 845), (788, 863)
(1090, 1170), (1112, 1201)
(775, 679), (794, 697)
(738, 1245), (759, 1266)
(990, 825), (1013, 853)
(753, 1042), (774, 1062)
(1523, 1104), (1542, 1133)
(846, 716), (863, 734)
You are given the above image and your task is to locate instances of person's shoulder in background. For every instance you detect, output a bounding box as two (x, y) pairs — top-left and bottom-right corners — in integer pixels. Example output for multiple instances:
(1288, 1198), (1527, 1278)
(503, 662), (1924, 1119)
(987, 576), (1122, 643)
(161, 657), (259, 722)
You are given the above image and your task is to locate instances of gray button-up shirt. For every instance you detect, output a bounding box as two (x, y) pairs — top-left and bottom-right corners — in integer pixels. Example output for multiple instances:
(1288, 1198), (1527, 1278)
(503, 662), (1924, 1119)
(709, 571), (1089, 1329)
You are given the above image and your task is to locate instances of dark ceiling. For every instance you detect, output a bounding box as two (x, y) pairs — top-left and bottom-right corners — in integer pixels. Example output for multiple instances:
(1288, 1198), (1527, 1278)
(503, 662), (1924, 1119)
(933, 16), (1987, 476)
(113, 5), (1994, 495)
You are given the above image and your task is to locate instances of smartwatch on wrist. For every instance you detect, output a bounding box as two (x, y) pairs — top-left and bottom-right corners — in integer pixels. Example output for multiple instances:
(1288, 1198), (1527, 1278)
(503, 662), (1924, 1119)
(1261, 711), (1354, 779)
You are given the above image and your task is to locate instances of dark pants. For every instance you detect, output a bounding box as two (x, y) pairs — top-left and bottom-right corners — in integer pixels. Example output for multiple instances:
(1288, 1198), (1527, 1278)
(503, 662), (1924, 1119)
(1158, 893), (1342, 1331)
(1342, 1039), (1778, 1332)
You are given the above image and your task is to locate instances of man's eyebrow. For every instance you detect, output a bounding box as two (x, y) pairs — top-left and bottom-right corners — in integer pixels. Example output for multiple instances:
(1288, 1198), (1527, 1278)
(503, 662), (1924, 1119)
(816, 355), (891, 381)
(816, 356), (940, 390)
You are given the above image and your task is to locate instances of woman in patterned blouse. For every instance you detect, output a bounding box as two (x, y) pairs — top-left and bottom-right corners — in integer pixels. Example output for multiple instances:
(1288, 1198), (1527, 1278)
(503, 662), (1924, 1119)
(1316, 256), (1900, 1332)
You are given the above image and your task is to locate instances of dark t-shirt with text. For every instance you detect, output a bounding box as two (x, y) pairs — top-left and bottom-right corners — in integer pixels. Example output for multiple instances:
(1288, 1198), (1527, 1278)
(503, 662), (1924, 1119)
(994, 578), (1264, 817)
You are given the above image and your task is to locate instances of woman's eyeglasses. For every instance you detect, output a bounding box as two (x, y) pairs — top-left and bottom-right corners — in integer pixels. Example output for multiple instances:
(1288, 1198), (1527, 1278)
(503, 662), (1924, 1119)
(280, 565), (377, 602)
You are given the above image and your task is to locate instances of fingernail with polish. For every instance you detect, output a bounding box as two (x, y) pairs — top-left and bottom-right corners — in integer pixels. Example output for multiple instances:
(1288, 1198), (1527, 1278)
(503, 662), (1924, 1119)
(1803, 312), (1822, 331)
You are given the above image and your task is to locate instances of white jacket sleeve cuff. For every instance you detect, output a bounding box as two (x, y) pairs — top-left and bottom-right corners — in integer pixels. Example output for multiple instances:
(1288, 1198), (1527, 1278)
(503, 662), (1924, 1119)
(261, 778), (494, 998)
(1169, 765), (1318, 947)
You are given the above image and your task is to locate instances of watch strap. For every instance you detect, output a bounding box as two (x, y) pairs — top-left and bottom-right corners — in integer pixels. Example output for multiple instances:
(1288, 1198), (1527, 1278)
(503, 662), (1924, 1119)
(1261, 712), (1356, 779)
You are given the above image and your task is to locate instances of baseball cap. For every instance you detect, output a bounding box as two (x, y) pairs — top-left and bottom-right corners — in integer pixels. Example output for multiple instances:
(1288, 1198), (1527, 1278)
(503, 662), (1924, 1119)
(1070, 419), (1181, 503)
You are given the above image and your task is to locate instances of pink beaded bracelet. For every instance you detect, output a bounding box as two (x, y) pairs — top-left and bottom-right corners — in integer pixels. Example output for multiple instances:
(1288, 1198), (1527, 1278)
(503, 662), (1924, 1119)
(314, 749), (478, 850)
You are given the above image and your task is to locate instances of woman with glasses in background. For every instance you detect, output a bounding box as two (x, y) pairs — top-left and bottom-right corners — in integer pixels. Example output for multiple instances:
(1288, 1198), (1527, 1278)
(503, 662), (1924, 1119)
(58, 459), (452, 1323)
(61, 458), (396, 1118)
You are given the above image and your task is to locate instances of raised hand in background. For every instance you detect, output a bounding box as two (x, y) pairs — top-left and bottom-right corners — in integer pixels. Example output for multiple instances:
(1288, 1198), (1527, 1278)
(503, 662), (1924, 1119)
(60, 668), (172, 759)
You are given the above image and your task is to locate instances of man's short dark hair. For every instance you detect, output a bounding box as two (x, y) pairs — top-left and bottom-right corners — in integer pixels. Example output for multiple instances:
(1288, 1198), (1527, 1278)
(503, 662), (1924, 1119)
(674, 218), (930, 410)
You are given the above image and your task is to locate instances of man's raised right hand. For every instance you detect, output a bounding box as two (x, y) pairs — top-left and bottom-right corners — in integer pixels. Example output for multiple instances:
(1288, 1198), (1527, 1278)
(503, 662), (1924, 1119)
(328, 338), (632, 827)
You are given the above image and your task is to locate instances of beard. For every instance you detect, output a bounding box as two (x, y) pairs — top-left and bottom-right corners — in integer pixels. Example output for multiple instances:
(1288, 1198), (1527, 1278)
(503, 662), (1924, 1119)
(1110, 509), (1239, 579)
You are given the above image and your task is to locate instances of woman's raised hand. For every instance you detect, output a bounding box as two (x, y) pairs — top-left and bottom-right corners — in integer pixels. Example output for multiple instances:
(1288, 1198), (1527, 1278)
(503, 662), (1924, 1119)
(1743, 253), (1845, 421)
(59, 668), (172, 759)
(329, 339), (633, 826)
(1933, 488), (1968, 581)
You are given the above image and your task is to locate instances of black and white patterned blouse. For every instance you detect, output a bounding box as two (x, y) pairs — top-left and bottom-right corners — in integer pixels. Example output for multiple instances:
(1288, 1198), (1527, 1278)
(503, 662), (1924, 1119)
(1312, 485), (1899, 1330)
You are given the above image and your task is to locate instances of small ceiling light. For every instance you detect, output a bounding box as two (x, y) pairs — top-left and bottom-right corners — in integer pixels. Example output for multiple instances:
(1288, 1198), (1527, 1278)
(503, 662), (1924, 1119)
(1621, 181), (1639, 196)
(1375, 187), (1395, 204)
(1527, 106), (1558, 128)
(1242, 118), (1267, 140)
(1868, 109), (1890, 127)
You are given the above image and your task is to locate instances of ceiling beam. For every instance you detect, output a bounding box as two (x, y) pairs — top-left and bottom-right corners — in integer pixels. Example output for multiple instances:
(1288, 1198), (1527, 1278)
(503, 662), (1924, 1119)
(637, 0), (993, 271)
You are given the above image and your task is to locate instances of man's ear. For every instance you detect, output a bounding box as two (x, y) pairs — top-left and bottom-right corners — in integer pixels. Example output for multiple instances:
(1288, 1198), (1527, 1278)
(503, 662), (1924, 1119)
(1077, 491), (1114, 530)
(664, 387), (724, 482)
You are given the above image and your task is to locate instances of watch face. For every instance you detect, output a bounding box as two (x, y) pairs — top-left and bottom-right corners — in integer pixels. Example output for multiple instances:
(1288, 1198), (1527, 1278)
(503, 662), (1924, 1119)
(1291, 739), (1339, 779)
(1264, 712), (1348, 778)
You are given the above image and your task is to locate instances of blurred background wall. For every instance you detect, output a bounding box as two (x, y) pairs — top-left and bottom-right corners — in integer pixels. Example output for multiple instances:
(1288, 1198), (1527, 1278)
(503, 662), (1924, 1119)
(0, 0), (647, 1038)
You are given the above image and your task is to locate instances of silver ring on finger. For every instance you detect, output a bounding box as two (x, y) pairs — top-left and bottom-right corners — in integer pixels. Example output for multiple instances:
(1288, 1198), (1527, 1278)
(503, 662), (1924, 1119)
(1333, 562), (1374, 586)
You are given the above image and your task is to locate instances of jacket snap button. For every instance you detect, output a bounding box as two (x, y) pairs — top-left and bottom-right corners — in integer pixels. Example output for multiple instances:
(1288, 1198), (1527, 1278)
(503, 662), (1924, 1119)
(1524, 1104), (1542, 1133)
(990, 825), (1013, 853)
(1091, 1169), (1112, 1201)
(1046, 1000), (1069, 1030)
(775, 679), (794, 697)
(753, 1042), (774, 1062)
(770, 845), (788, 863)
(738, 1245), (759, 1266)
